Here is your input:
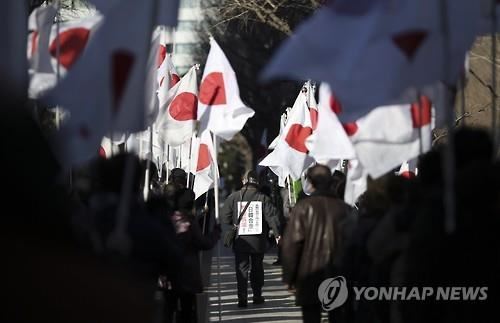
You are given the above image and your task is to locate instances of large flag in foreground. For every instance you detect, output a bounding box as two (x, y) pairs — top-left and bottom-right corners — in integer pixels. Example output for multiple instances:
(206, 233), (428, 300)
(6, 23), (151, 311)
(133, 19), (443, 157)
(262, 1), (481, 121)
(29, 13), (103, 99)
(44, 0), (156, 167)
(197, 38), (255, 140)
(1, 0), (28, 95)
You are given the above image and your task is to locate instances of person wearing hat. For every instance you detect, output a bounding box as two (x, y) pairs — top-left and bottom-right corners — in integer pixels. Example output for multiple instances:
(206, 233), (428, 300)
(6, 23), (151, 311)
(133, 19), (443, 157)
(221, 170), (281, 308)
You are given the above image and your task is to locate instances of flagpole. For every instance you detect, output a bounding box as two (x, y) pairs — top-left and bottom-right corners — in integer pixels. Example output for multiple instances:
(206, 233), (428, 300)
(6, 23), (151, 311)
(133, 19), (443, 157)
(490, 2), (498, 155)
(55, 0), (61, 129)
(186, 134), (194, 189)
(143, 126), (153, 201)
(165, 144), (170, 184)
(439, 0), (456, 234)
(287, 175), (293, 207)
(211, 131), (222, 322)
(417, 93), (424, 155)
(212, 133), (220, 222)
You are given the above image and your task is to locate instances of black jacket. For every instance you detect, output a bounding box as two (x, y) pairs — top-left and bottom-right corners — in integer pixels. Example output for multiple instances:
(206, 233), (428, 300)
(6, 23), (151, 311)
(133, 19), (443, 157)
(222, 185), (280, 254)
(171, 213), (219, 294)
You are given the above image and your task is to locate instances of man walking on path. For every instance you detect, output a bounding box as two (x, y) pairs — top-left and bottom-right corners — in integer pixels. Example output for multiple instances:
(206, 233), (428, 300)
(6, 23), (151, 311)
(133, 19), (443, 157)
(222, 170), (281, 308)
(282, 164), (354, 323)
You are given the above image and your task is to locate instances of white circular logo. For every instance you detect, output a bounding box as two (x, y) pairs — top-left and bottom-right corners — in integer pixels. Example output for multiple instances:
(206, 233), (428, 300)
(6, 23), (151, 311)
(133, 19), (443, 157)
(318, 276), (348, 311)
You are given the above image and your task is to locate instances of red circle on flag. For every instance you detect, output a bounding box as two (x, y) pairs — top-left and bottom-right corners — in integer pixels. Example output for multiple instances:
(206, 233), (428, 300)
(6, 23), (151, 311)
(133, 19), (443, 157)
(157, 45), (167, 68)
(309, 108), (318, 130)
(342, 122), (359, 136)
(400, 171), (416, 179)
(197, 144), (211, 171)
(285, 124), (313, 153)
(330, 95), (342, 114)
(98, 146), (106, 158)
(49, 27), (91, 69)
(169, 92), (198, 121)
(199, 72), (226, 105)
(170, 74), (181, 88)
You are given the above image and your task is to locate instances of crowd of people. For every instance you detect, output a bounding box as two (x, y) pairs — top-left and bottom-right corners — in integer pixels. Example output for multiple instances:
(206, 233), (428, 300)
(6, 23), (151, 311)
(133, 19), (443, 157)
(277, 128), (500, 323)
(2, 87), (499, 323)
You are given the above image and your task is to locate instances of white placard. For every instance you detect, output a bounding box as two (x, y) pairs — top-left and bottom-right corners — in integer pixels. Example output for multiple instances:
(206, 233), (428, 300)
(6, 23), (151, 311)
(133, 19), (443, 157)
(237, 201), (263, 235)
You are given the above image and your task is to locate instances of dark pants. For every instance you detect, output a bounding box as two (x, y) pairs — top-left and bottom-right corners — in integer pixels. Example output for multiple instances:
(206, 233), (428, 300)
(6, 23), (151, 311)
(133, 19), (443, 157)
(164, 291), (196, 323)
(301, 303), (335, 323)
(234, 252), (264, 301)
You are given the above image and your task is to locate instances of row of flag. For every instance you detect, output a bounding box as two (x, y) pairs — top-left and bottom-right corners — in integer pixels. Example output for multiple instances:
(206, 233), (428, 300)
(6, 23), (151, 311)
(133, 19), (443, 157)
(260, 81), (432, 204)
(25, 1), (254, 199)
(257, 0), (499, 204)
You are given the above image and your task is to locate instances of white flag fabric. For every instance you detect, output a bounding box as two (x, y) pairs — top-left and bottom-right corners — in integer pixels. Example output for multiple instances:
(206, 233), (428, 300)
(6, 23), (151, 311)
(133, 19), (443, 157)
(156, 66), (198, 146)
(344, 159), (368, 206)
(197, 38), (255, 140)
(262, 1), (481, 121)
(1, 0), (28, 95)
(259, 90), (314, 181)
(126, 129), (164, 164)
(157, 28), (179, 90)
(192, 130), (218, 199)
(99, 136), (121, 159)
(306, 83), (356, 164)
(29, 14), (102, 99)
(268, 112), (287, 150)
(48, 15), (103, 76)
(346, 96), (434, 179)
(144, 32), (161, 126)
(157, 51), (179, 90)
(44, 0), (156, 167)
(27, 4), (57, 74)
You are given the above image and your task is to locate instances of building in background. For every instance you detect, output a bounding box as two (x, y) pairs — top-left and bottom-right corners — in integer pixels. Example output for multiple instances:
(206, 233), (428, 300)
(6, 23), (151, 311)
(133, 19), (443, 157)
(172, 0), (202, 75)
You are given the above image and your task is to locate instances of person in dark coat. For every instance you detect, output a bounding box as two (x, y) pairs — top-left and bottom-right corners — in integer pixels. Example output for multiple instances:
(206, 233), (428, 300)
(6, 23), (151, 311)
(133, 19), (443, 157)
(221, 170), (281, 308)
(166, 188), (221, 323)
(282, 164), (354, 323)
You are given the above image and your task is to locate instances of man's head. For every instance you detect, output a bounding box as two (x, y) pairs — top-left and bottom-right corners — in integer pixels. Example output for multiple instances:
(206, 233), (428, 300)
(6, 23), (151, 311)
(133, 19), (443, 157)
(169, 168), (187, 189)
(306, 164), (333, 192)
(242, 169), (259, 186)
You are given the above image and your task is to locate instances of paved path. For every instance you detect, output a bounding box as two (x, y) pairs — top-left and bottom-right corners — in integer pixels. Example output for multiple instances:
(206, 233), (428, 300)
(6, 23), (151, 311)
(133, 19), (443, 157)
(206, 243), (303, 322)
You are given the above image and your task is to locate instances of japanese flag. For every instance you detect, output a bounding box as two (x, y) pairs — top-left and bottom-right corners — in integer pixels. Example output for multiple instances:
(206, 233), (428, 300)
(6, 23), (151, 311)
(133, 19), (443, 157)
(156, 66), (198, 146)
(262, 1), (480, 122)
(192, 130), (219, 199)
(48, 14), (103, 76)
(43, 0), (156, 167)
(345, 96), (434, 179)
(259, 90), (314, 181)
(306, 83), (356, 164)
(197, 38), (255, 141)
